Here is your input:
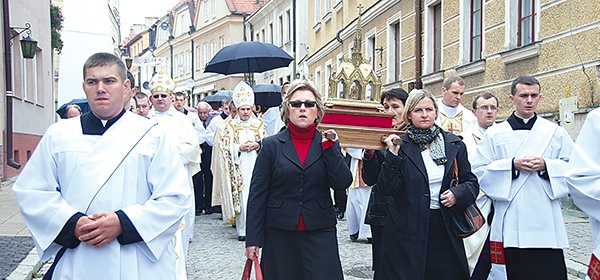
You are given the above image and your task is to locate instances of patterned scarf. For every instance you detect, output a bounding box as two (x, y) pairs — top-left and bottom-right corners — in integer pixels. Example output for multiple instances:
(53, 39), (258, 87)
(406, 124), (447, 165)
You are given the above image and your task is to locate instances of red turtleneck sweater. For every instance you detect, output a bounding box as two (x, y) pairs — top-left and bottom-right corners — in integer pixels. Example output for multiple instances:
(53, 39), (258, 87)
(288, 122), (335, 231)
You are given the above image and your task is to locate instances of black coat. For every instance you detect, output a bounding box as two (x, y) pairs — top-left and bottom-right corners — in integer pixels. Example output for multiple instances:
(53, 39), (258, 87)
(374, 132), (478, 279)
(362, 150), (389, 226)
(245, 129), (353, 247)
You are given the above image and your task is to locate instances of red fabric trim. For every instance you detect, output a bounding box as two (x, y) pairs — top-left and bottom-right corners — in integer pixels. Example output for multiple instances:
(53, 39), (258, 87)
(322, 141), (334, 150)
(589, 253), (600, 280)
(489, 241), (505, 264)
(295, 214), (307, 231)
(321, 113), (392, 128)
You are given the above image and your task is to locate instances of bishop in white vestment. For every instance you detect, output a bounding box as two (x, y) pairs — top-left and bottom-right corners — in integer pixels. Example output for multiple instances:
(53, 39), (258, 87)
(566, 107), (600, 280)
(215, 82), (266, 240)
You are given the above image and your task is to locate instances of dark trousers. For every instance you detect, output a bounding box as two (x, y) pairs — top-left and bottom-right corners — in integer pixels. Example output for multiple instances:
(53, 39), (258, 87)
(193, 144), (213, 212)
(504, 247), (567, 280)
(370, 224), (383, 271)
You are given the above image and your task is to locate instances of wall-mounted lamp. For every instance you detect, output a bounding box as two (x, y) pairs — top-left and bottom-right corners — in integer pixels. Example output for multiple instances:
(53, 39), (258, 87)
(11, 22), (38, 59)
(295, 72), (301, 79)
(375, 46), (384, 67)
(125, 57), (133, 70)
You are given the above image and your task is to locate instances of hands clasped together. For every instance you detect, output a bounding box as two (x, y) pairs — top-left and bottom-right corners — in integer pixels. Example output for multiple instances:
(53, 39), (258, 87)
(76, 212), (122, 248)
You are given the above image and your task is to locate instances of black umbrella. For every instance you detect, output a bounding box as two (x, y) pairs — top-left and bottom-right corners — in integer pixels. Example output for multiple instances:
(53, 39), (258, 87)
(253, 84), (282, 113)
(204, 41), (294, 75)
(56, 98), (90, 119)
(202, 90), (233, 103)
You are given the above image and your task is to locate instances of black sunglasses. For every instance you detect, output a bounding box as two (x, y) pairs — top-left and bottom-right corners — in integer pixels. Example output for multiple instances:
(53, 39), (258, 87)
(152, 94), (169, 99)
(289, 100), (317, 108)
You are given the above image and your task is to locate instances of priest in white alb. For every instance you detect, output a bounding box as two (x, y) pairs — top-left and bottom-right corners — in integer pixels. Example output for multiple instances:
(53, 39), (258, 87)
(435, 76), (477, 135)
(472, 76), (573, 280)
(13, 53), (192, 280)
(460, 92), (499, 279)
(566, 107), (600, 280)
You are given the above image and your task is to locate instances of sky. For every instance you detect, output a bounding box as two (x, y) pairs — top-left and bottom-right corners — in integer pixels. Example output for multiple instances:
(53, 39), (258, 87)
(119, 0), (180, 37)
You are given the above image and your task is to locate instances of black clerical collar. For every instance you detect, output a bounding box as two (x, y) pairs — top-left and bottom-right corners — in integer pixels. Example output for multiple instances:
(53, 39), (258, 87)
(80, 109), (126, 135)
(507, 112), (537, 130)
(182, 108), (189, 115)
(220, 112), (228, 119)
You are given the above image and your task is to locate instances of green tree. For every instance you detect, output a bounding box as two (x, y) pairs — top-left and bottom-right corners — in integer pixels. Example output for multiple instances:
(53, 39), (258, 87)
(50, 4), (64, 53)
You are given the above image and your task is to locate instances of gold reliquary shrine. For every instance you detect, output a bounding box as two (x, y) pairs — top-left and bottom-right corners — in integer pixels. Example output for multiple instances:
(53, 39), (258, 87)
(317, 5), (401, 150)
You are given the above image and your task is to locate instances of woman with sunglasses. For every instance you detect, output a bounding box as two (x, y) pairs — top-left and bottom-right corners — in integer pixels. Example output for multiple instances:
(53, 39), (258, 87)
(244, 80), (352, 280)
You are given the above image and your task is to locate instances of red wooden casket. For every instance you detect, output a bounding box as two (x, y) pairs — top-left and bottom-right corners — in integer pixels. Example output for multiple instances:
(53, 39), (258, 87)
(317, 101), (403, 150)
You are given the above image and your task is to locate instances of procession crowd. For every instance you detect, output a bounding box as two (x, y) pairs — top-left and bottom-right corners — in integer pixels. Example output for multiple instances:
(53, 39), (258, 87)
(11, 52), (600, 280)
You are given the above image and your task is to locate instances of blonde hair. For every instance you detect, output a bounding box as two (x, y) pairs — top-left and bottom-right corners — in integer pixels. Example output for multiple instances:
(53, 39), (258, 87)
(280, 79), (325, 125)
(402, 89), (438, 125)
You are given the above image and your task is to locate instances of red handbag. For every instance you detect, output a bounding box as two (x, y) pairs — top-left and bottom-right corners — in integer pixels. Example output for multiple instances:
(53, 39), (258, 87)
(241, 251), (263, 280)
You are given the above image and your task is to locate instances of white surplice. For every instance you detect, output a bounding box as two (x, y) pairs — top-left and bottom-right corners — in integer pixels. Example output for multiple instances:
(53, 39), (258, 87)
(13, 113), (192, 280)
(566, 108), (600, 280)
(460, 124), (494, 275)
(262, 106), (285, 136)
(473, 117), (574, 279)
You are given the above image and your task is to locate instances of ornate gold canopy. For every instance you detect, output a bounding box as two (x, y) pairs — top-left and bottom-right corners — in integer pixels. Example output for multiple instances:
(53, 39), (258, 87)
(327, 5), (382, 109)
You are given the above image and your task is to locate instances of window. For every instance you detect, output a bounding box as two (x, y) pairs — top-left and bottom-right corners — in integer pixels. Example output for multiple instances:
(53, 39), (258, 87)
(204, 0), (209, 21)
(470, 0), (483, 61)
(433, 4), (442, 71)
(261, 29), (265, 43)
(197, 45), (202, 68)
(460, 0), (483, 64)
(325, 63), (332, 96)
(278, 16), (284, 45)
(269, 23), (274, 44)
(212, 0), (216, 17)
(211, 40), (216, 57)
(387, 19), (401, 82)
(518, 0), (535, 46)
(315, 69), (321, 92)
(325, 0), (331, 14)
(367, 35), (376, 69)
(203, 43), (208, 69)
(315, 0), (321, 25)
(286, 10), (291, 43)
(219, 36), (225, 49)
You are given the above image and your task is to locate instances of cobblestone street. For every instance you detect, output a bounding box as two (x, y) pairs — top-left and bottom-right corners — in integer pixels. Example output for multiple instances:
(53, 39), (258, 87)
(186, 213), (373, 280)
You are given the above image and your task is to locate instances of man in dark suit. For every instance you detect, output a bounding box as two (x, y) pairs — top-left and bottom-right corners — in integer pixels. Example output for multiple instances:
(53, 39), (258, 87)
(194, 101), (215, 215)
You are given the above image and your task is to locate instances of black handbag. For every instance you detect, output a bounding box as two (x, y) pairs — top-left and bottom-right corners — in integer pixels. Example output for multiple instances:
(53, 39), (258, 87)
(447, 158), (485, 238)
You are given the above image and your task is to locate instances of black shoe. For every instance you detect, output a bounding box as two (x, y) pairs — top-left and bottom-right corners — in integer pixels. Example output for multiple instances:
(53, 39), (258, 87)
(238, 236), (246, 241)
(195, 210), (202, 216)
(350, 232), (359, 242)
(367, 237), (372, 244)
(336, 212), (344, 220)
(204, 208), (213, 215)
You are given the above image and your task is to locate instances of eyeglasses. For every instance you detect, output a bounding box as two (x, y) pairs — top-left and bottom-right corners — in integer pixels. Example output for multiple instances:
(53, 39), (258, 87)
(478, 105), (498, 111)
(289, 100), (317, 108)
(152, 94), (169, 99)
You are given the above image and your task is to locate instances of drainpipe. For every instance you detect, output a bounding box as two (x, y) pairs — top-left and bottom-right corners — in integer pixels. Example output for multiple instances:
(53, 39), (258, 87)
(292, 0), (297, 79)
(414, 0), (422, 89)
(2, 0), (22, 170)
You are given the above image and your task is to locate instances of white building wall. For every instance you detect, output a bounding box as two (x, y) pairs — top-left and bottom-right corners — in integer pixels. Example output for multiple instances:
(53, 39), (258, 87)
(57, 0), (120, 106)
